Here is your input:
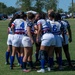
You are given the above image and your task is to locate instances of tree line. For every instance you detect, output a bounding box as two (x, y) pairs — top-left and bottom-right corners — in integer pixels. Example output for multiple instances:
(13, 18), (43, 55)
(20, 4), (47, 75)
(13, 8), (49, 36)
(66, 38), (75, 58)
(0, 0), (75, 15)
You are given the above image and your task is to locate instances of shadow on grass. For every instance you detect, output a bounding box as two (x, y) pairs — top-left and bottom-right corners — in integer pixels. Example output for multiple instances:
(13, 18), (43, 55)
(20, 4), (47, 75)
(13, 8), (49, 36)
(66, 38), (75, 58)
(33, 59), (75, 71)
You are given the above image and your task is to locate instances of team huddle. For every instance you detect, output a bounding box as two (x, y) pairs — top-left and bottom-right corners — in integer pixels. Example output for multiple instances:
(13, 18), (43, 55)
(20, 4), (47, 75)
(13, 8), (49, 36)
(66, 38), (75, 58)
(5, 9), (72, 73)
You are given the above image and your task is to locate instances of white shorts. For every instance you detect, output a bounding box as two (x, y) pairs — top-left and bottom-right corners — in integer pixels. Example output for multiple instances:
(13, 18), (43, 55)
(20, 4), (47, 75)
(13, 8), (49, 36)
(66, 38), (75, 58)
(61, 34), (69, 45)
(54, 35), (62, 47)
(12, 34), (24, 47)
(22, 36), (32, 47)
(41, 33), (55, 46)
(7, 34), (14, 45)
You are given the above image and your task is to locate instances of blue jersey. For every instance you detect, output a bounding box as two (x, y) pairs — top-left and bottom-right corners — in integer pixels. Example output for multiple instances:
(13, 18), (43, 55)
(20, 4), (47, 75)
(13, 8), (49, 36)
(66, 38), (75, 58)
(27, 20), (35, 34)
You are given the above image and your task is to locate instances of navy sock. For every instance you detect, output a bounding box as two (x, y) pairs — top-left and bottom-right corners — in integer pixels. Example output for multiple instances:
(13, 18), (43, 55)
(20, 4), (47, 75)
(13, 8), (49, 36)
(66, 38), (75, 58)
(5, 52), (10, 63)
(29, 61), (33, 68)
(20, 56), (23, 65)
(10, 56), (14, 67)
(40, 59), (45, 69)
(57, 56), (62, 67)
(35, 53), (39, 61)
(22, 62), (26, 69)
(48, 57), (53, 67)
(16, 53), (20, 64)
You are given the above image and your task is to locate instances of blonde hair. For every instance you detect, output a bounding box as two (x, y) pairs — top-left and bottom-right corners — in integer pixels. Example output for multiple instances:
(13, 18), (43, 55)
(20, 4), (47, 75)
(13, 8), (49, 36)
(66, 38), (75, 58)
(48, 9), (54, 14)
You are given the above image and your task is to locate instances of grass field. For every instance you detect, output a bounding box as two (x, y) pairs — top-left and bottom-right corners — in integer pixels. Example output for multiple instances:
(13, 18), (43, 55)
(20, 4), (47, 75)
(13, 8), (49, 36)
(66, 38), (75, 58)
(0, 19), (75, 75)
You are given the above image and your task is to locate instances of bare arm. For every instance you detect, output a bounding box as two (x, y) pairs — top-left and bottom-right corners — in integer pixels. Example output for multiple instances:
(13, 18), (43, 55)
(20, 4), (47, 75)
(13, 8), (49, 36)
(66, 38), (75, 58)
(67, 25), (72, 42)
(27, 27), (34, 44)
(36, 24), (42, 43)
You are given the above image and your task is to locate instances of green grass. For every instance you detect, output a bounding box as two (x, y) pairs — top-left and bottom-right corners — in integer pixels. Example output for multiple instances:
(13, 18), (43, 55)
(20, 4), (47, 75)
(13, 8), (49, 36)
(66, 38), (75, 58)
(0, 19), (75, 75)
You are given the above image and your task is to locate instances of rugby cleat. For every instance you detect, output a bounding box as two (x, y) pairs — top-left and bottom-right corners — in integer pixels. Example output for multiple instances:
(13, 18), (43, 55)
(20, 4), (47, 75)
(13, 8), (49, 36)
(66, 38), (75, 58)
(37, 69), (45, 73)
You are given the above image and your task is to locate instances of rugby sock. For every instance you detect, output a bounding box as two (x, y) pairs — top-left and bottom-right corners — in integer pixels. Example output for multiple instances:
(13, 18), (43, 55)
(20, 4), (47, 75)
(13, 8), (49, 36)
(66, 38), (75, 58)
(16, 53), (20, 64)
(22, 62), (26, 69)
(57, 56), (62, 67)
(10, 56), (14, 67)
(20, 56), (23, 65)
(48, 57), (53, 67)
(5, 52), (10, 63)
(28, 61), (33, 69)
(35, 53), (39, 61)
(40, 59), (45, 69)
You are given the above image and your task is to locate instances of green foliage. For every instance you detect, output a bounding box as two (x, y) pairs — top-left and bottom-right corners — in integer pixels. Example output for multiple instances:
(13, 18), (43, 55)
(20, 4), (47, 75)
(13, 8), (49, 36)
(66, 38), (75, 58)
(0, 2), (18, 14)
(43, 0), (58, 12)
(68, 3), (75, 13)
(16, 0), (58, 13)
(0, 2), (7, 13)
(57, 8), (64, 13)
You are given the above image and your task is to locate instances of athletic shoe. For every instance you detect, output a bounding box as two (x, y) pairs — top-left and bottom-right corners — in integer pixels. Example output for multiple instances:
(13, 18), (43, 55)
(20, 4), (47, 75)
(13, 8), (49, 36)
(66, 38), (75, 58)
(10, 67), (13, 70)
(58, 66), (63, 70)
(17, 63), (20, 66)
(47, 67), (51, 71)
(37, 69), (45, 73)
(23, 69), (30, 72)
(5, 62), (10, 65)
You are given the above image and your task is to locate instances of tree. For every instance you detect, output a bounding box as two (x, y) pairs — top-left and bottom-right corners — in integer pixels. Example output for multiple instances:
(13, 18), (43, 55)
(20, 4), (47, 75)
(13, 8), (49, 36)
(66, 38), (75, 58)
(0, 2), (7, 13)
(16, 0), (33, 11)
(43, 0), (58, 12)
(16, 0), (58, 13)
(5, 6), (18, 15)
(57, 8), (64, 13)
(68, 2), (75, 13)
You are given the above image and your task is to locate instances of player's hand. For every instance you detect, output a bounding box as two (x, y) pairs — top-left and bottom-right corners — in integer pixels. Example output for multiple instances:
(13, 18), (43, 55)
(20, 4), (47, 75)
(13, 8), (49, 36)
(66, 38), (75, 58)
(31, 39), (34, 44)
(36, 38), (39, 44)
(69, 38), (72, 43)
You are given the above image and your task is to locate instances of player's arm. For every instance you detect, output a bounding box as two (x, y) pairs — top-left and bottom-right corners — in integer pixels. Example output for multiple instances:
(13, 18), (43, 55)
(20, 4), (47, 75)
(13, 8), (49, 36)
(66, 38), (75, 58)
(27, 26), (34, 44)
(36, 23), (42, 43)
(67, 24), (72, 42)
(60, 23), (65, 43)
(11, 23), (15, 34)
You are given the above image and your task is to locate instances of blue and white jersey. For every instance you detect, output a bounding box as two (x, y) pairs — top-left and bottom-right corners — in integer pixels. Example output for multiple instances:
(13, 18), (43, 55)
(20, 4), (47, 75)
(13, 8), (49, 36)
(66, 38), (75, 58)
(26, 20), (35, 34)
(61, 20), (70, 34)
(12, 19), (26, 34)
(49, 20), (62, 35)
(37, 19), (50, 34)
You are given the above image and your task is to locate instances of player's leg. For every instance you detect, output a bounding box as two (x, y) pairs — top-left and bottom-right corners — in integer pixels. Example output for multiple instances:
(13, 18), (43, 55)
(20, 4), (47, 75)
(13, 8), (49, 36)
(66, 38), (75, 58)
(22, 47), (31, 72)
(5, 45), (11, 65)
(35, 43), (40, 63)
(55, 35), (63, 70)
(37, 46), (47, 73)
(63, 44), (72, 66)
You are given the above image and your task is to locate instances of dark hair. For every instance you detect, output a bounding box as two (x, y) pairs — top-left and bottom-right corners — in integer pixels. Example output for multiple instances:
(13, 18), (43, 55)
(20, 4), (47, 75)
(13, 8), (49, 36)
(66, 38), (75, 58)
(39, 12), (46, 19)
(54, 13), (61, 21)
(27, 13), (35, 20)
(8, 14), (20, 27)
(20, 13), (27, 19)
(49, 11), (55, 18)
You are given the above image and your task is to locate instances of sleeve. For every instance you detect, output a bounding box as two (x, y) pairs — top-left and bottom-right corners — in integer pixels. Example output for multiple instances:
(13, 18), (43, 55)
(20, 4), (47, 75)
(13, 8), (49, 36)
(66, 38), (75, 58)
(11, 20), (16, 27)
(37, 20), (41, 25)
(27, 21), (33, 27)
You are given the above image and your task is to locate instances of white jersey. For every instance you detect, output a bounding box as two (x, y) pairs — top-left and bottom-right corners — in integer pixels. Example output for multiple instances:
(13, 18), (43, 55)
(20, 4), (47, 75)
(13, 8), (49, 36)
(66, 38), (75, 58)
(12, 19), (27, 47)
(61, 20), (70, 34)
(61, 20), (70, 45)
(12, 19), (26, 34)
(47, 20), (62, 35)
(47, 19), (62, 47)
(37, 19), (50, 34)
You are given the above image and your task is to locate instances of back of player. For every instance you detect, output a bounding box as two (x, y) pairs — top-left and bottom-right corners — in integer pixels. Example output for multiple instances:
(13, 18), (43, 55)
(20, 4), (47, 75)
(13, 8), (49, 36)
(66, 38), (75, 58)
(61, 20), (73, 67)
(37, 13), (55, 73)
(10, 14), (27, 69)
